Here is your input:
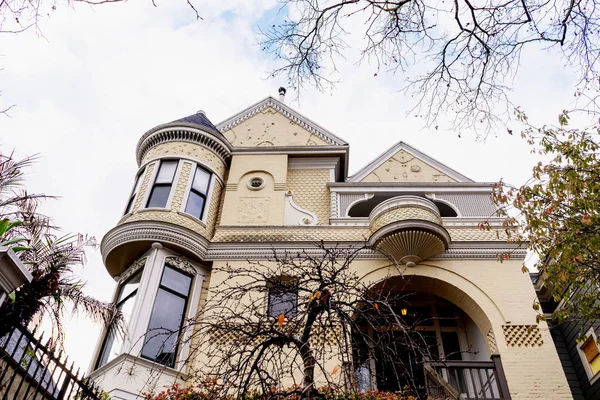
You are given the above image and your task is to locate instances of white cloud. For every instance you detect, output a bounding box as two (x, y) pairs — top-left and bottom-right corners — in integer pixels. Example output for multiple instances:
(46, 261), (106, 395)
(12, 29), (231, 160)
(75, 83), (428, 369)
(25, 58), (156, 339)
(0, 0), (589, 373)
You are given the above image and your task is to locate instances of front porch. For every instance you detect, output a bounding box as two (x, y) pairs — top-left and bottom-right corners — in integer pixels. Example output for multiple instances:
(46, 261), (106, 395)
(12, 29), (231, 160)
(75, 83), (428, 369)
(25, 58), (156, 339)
(351, 283), (511, 400)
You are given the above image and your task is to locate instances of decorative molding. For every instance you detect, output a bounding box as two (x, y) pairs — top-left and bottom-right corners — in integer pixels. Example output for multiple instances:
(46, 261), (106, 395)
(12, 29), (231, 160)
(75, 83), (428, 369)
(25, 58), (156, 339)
(136, 127), (232, 167)
(329, 183), (494, 192)
(237, 197), (270, 224)
(487, 329), (498, 354)
(204, 241), (526, 260)
(330, 217), (370, 226)
(284, 191), (318, 226)
(330, 192), (339, 219)
(503, 325), (544, 347)
(330, 216), (508, 228)
(288, 157), (340, 175)
(246, 177), (266, 191)
(369, 220), (451, 251)
(164, 256), (202, 276)
(342, 193), (374, 217)
(369, 195), (440, 221)
(347, 141), (473, 183)
(101, 221), (210, 274)
(118, 258), (147, 284)
(216, 97), (347, 147)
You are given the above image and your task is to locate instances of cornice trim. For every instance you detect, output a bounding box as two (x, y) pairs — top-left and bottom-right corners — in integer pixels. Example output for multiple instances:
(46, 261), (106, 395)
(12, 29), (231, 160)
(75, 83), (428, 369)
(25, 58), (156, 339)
(204, 242), (526, 260)
(136, 126), (232, 166)
(101, 220), (210, 267)
(329, 184), (494, 193)
(288, 157), (340, 171)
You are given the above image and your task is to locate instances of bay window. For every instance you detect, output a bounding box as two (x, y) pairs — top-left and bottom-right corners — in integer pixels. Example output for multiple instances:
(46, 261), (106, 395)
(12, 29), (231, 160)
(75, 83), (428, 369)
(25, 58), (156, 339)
(147, 160), (178, 208)
(141, 265), (192, 367)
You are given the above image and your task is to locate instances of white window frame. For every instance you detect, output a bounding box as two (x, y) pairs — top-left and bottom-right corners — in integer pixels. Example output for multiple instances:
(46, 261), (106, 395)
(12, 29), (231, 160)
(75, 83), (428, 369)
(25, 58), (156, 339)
(180, 162), (216, 224)
(127, 247), (207, 371)
(577, 328), (600, 384)
(139, 160), (182, 211)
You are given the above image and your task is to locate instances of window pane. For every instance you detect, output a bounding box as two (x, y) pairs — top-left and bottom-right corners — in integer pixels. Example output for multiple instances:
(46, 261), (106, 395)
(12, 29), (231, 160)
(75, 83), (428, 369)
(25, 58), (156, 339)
(192, 167), (210, 194)
(156, 161), (177, 184)
(133, 171), (144, 194)
(161, 266), (192, 296)
(125, 196), (136, 214)
(147, 185), (171, 208)
(436, 305), (458, 327)
(141, 289), (187, 366)
(118, 271), (142, 303)
(441, 332), (462, 360)
(97, 331), (120, 368)
(185, 191), (205, 219)
(269, 290), (297, 317)
(97, 284), (139, 368)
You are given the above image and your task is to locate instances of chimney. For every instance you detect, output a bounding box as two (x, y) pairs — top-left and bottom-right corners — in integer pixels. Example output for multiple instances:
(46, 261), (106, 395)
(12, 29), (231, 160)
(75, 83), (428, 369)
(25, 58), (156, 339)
(278, 87), (287, 102)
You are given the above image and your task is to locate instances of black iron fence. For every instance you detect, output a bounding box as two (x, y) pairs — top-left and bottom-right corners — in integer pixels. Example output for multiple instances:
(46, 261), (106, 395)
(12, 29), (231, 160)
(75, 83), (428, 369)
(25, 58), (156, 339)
(424, 356), (511, 400)
(0, 323), (104, 400)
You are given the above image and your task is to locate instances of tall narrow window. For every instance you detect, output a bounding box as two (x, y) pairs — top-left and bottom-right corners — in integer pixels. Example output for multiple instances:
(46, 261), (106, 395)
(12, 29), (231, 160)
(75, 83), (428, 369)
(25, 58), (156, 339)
(184, 166), (211, 219)
(96, 270), (143, 369)
(147, 160), (178, 208)
(124, 169), (145, 214)
(267, 278), (298, 318)
(141, 266), (192, 367)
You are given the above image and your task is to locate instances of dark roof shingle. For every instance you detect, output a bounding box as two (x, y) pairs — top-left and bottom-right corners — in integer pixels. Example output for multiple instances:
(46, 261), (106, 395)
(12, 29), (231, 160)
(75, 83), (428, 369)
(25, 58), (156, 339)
(171, 111), (219, 133)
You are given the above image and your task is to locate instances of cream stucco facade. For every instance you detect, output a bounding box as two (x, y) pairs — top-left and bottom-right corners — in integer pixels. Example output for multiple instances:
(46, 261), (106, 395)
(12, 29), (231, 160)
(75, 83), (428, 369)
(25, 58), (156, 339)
(91, 94), (572, 400)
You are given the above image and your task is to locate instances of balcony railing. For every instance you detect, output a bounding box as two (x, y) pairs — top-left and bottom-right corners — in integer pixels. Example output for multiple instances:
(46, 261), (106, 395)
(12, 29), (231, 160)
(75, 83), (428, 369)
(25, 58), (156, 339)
(0, 323), (104, 400)
(424, 356), (511, 400)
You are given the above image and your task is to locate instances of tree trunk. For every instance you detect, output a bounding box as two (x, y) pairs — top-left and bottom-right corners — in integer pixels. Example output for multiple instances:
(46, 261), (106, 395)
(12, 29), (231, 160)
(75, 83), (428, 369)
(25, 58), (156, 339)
(300, 342), (316, 398)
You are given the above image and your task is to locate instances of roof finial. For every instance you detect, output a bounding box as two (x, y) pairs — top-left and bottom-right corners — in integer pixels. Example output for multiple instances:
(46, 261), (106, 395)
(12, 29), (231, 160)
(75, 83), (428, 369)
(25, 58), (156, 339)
(278, 87), (287, 103)
(196, 110), (206, 116)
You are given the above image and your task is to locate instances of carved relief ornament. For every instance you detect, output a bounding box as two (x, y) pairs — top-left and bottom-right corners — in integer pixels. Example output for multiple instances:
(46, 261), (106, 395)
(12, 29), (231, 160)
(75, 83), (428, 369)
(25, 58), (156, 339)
(164, 256), (200, 276)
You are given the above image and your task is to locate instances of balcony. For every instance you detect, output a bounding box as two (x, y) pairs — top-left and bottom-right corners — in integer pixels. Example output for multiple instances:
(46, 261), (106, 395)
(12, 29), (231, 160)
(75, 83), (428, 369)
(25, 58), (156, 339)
(424, 356), (511, 400)
(367, 196), (450, 265)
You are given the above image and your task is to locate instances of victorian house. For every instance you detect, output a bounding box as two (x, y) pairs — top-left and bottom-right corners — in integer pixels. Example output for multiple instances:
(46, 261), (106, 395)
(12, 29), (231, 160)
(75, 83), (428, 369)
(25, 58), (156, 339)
(89, 92), (572, 399)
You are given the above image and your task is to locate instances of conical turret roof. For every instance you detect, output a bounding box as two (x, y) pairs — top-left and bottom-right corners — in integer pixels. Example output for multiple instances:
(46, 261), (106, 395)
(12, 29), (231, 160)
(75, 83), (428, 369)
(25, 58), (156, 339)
(171, 110), (219, 133)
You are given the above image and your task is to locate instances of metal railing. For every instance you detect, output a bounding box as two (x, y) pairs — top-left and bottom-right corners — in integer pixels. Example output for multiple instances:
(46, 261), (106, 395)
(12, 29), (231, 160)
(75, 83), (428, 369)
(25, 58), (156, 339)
(0, 324), (104, 400)
(424, 356), (511, 400)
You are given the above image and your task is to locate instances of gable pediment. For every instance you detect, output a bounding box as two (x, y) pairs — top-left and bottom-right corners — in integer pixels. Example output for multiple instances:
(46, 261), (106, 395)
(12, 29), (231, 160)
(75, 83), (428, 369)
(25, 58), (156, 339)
(349, 141), (472, 183)
(217, 97), (347, 148)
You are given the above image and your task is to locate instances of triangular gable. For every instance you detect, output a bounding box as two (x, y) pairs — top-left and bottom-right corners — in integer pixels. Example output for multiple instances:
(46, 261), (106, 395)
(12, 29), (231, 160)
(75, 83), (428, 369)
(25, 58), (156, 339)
(217, 97), (348, 147)
(348, 141), (473, 183)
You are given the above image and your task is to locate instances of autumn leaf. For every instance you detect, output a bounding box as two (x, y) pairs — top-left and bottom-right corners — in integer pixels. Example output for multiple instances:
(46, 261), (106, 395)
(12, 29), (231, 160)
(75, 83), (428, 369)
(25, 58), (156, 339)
(582, 215), (592, 225)
(278, 314), (285, 326)
(331, 366), (340, 375)
(373, 303), (379, 310)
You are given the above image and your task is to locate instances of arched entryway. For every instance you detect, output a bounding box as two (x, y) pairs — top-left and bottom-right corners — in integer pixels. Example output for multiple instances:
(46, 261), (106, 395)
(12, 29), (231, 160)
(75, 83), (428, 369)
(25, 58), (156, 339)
(352, 274), (510, 400)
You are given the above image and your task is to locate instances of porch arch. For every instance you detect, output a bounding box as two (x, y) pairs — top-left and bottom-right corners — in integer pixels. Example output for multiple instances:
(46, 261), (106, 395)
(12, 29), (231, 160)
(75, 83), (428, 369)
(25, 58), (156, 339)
(359, 264), (505, 354)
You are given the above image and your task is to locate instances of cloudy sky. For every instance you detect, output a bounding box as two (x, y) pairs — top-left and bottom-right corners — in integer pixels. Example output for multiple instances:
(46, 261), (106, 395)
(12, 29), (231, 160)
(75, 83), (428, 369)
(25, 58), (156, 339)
(0, 0), (588, 373)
